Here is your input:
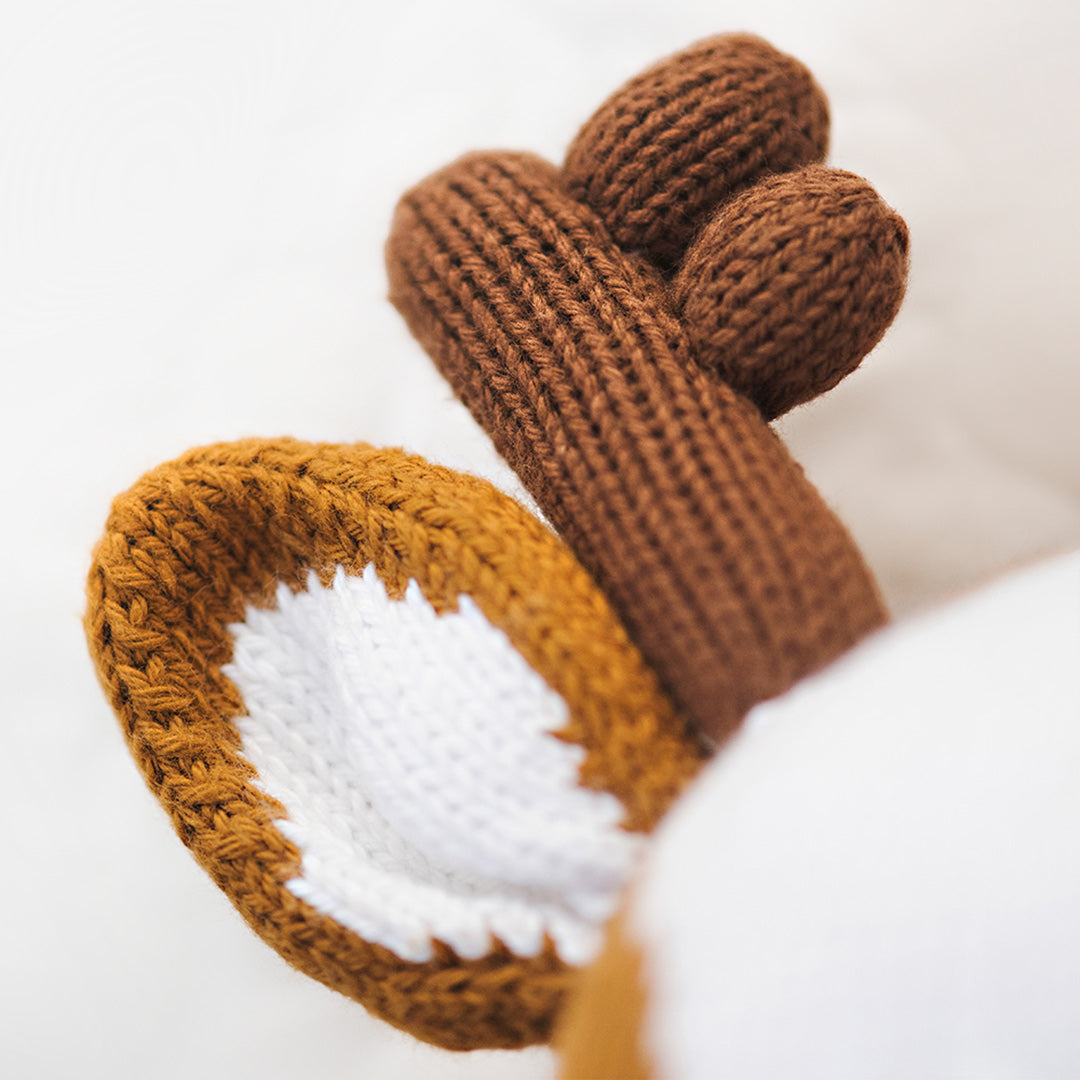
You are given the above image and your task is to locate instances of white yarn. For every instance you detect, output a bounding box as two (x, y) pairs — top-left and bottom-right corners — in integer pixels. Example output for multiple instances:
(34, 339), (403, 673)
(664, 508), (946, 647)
(222, 565), (641, 965)
(631, 551), (1080, 1080)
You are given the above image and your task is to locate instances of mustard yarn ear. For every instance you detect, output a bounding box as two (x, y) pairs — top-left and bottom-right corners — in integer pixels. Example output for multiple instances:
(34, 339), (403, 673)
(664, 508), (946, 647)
(84, 438), (704, 1050)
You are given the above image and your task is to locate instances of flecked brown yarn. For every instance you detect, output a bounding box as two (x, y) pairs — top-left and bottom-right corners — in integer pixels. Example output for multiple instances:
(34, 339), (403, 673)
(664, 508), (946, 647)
(387, 33), (908, 742)
(84, 438), (706, 1051)
(86, 32), (910, 1056)
(674, 165), (909, 418)
(563, 34), (829, 269)
(386, 148), (895, 742)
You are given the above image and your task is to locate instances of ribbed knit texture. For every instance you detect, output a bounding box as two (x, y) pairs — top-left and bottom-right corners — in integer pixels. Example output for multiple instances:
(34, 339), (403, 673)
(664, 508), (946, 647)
(224, 566), (645, 969)
(85, 33), (908, 1054)
(387, 110), (903, 739)
(563, 34), (830, 269)
(674, 165), (909, 418)
(84, 439), (704, 1050)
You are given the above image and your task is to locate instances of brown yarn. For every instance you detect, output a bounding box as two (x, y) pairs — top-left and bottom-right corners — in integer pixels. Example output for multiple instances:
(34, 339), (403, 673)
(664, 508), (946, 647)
(84, 439), (705, 1050)
(387, 32), (907, 742)
(387, 145), (895, 742)
(674, 165), (909, 418)
(86, 33), (909, 1054)
(563, 34), (829, 269)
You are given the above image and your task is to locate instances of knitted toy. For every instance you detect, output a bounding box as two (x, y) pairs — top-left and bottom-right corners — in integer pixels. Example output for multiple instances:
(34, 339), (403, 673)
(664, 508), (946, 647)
(84, 34), (907, 1052)
(557, 550), (1080, 1079)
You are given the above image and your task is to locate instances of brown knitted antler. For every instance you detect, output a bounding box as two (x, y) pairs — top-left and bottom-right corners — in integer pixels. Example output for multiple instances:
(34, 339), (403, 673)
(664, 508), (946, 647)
(386, 34), (908, 742)
(563, 33), (830, 270)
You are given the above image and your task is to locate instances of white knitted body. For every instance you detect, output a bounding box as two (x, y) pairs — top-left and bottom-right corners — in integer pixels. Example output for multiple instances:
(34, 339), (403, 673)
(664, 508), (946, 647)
(631, 551), (1080, 1080)
(223, 565), (641, 965)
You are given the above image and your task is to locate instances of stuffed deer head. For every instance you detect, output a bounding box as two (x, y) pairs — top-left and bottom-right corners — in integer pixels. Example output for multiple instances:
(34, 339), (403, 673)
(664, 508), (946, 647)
(85, 33), (907, 1052)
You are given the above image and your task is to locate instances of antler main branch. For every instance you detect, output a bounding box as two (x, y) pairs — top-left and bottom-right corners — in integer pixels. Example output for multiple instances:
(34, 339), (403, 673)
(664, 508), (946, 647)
(387, 34), (908, 741)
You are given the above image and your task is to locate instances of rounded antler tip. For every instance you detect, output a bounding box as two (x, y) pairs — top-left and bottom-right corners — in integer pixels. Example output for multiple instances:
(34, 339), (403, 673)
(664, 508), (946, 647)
(562, 32), (830, 270)
(674, 165), (910, 419)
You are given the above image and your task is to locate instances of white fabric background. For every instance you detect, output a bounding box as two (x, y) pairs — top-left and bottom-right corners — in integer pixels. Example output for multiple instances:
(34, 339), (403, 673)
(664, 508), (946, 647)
(1, 1), (1077, 1077)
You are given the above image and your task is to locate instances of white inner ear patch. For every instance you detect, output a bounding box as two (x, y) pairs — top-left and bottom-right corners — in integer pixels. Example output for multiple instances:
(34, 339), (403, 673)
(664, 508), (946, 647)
(222, 565), (642, 966)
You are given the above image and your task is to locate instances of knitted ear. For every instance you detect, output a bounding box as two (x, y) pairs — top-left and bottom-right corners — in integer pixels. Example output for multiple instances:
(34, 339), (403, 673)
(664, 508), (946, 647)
(387, 149), (887, 744)
(563, 33), (829, 269)
(84, 439), (704, 1050)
